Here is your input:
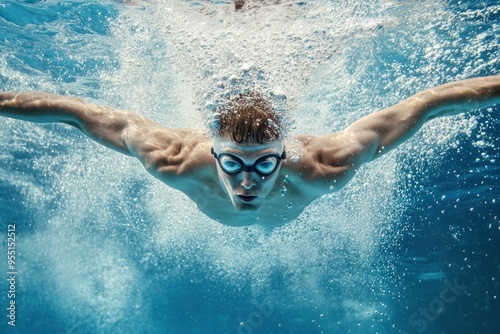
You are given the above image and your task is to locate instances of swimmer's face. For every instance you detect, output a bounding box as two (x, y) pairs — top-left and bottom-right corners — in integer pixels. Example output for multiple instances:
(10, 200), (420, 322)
(212, 137), (285, 211)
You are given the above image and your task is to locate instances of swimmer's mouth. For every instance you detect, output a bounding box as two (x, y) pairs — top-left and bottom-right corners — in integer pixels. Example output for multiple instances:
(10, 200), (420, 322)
(237, 195), (257, 203)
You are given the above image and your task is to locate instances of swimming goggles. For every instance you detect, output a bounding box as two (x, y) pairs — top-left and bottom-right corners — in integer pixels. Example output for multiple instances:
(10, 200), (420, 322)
(211, 147), (286, 177)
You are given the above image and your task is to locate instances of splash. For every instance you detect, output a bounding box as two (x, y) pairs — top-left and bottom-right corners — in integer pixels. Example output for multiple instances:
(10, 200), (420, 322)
(1, 0), (499, 332)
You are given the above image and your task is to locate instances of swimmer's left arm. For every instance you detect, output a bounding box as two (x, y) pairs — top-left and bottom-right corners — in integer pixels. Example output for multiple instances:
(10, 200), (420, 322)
(349, 75), (500, 162)
(304, 75), (500, 181)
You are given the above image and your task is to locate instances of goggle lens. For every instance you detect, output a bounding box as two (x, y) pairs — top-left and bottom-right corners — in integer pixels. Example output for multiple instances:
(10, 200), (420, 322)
(212, 148), (285, 177)
(219, 156), (244, 173)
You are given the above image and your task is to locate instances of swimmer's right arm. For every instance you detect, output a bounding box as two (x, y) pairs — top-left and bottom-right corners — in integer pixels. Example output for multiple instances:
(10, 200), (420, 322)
(0, 92), (195, 158)
(0, 92), (155, 156)
(0, 92), (212, 182)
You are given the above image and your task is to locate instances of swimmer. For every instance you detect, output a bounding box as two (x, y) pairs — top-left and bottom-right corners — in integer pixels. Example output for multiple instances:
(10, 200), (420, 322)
(1, 75), (500, 226)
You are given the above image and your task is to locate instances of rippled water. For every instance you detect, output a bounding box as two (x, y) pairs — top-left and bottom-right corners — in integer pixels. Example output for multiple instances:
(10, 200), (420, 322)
(0, 0), (499, 333)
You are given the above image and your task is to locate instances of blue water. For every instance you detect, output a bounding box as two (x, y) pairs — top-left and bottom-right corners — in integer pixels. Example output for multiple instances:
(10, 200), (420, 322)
(0, 0), (499, 333)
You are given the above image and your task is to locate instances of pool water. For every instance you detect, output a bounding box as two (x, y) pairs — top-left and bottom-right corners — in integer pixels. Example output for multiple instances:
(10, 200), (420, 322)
(0, 0), (499, 333)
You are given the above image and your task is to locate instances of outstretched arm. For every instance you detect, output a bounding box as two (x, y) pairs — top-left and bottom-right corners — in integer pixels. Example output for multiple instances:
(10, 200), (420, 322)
(344, 75), (500, 161)
(0, 91), (213, 185)
(301, 75), (500, 185)
(0, 91), (147, 155)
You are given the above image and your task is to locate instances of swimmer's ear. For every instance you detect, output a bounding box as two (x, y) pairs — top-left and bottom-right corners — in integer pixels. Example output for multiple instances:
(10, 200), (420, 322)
(281, 148), (286, 160)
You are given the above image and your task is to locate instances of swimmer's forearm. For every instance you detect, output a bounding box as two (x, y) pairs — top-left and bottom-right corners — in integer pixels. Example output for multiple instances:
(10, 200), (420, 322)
(419, 75), (500, 120)
(0, 91), (133, 155)
(0, 91), (91, 123)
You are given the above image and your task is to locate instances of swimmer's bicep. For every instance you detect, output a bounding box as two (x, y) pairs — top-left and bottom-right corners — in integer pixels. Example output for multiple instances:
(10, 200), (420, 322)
(341, 102), (427, 163)
(307, 104), (424, 171)
(76, 107), (150, 156)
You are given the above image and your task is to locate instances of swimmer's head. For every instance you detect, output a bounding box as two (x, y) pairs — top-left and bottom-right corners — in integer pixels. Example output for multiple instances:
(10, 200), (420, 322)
(210, 91), (286, 211)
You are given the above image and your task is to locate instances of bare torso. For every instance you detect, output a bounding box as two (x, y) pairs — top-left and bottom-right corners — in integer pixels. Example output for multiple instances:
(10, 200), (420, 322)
(141, 134), (341, 227)
(126, 127), (349, 227)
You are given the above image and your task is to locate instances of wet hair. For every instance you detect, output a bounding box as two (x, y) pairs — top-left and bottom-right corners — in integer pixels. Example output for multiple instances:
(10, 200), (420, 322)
(214, 91), (283, 144)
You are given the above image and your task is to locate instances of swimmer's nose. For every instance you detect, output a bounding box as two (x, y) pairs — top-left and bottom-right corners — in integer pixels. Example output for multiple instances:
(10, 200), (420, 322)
(240, 172), (256, 189)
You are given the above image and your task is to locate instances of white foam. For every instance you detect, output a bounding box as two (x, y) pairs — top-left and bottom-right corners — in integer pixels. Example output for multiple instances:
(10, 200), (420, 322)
(2, 0), (499, 330)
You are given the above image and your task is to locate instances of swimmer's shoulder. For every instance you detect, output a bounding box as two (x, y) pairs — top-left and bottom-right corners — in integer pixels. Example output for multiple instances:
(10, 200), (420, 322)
(126, 127), (215, 188)
(280, 134), (355, 196)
